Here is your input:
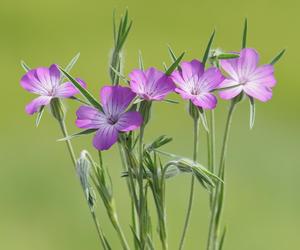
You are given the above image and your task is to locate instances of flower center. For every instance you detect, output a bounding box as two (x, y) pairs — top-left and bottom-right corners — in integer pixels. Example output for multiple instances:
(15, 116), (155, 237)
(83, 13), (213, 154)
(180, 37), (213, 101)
(107, 116), (118, 125)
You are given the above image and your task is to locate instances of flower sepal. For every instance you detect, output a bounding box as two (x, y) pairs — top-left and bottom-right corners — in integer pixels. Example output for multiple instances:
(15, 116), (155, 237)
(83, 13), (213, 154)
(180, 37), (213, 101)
(50, 98), (65, 122)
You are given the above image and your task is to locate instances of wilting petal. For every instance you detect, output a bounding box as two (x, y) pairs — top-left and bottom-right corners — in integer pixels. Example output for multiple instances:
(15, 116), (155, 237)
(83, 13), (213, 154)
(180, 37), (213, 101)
(115, 111), (143, 132)
(56, 78), (87, 97)
(192, 93), (217, 109)
(198, 67), (224, 92)
(180, 60), (204, 82)
(243, 83), (272, 102)
(237, 48), (259, 77)
(220, 57), (239, 81)
(218, 79), (243, 100)
(75, 105), (107, 129)
(20, 69), (47, 95)
(100, 86), (136, 116)
(249, 65), (276, 88)
(93, 125), (119, 150)
(25, 96), (52, 115)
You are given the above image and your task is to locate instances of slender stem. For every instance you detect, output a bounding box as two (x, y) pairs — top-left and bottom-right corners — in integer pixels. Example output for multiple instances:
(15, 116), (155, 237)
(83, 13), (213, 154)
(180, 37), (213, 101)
(58, 120), (76, 166)
(208, 110), (216, 209)
(138, 125), (146, 248)
(207, 101), (236, 250)
(113, 216), (131, 250)
(179, 117), (199, 250)
(91, 210), (110, 250)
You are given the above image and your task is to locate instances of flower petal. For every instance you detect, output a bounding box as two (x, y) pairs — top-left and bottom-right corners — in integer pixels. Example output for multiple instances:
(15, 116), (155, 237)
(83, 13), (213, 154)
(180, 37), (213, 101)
(129, 69), (147, 95)
(25, 96), (52, 115)
(243, 83), (272, 102)
(218, 79), (243, 100)
(192, 93), (217, 109)
(49, 64), (61, 86)
(93, 125), (119, 151)
(220, 57), (239, 81)
(180, 60), (204, 82)
(249, 65), (276, 88)
(100, 86), (136, 116)
(56, 78), (87, 98)
(175, 88), (193, 100)
(198, 67), (224, 91)
(237, 48), (259, 77)
(75, 105), (106, 129)
(115, 111), (143, 132)
(20, 69), (47, 95)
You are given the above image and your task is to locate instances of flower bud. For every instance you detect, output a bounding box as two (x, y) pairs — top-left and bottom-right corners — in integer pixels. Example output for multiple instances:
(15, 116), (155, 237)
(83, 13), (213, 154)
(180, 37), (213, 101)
(50, 98), (65, 122)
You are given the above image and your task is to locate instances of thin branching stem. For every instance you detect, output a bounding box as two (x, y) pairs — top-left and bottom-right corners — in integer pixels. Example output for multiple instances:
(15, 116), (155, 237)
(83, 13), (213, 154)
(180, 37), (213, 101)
(179, 116), (199, 250)
(207, 101), (236, 250)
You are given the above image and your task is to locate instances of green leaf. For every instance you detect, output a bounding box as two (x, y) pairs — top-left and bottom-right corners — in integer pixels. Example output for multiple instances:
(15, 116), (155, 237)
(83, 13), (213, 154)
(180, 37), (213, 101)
(59, 67), (103, 110)
(21, 60), (31, 72)
(202, 29), (216, 66)
(270, 49), (286, 65)
(167, 45), (177, 62)
(218, 226), (227, 250)
(145, 135), (173, 152)
(57, 129), (97, 141)
(242, 18), (248, 49)
(138, 50), (145, 70)
(217, 53), (239, 60)
(249, 96), (255, 129)
(165, 51), (185, 75)
(162, 99), (179, 104)
(109, 65), (130, 84)
(199, 108), (209, 132)
(35, 106), (45, 127)
(60, 52), (80, 83)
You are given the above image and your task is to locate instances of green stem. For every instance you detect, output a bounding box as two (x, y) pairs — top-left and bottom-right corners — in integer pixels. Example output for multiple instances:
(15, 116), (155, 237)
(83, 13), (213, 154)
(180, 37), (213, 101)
(58, 120), (76, 166)
(208, 110), (216, 209)
(138, 125), (146, 249)
(179, 117), (199, 250)
(207, 101), (236, 250)
(91, 210), (110, 250)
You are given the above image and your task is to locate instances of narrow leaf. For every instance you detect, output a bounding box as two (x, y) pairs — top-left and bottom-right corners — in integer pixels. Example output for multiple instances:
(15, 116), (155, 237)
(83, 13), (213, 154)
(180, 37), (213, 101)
(165, 52), (185, 75)
(218, 226), (227, 250)
(138, 50), (144, 70)
(21, 60), (31, 72)
(167, 45), (177, 62)
(202, 29), (216, 66)
(162, 99), (179, 104)
(270, 49), (286, 65)
(59, 67), (103, 110)
(58, 129), (97, 141)
(199, 108), (209, 132)
(217, 53), (240, 60)
(60, 52), (80, 83)
(242, 18), (248, 49)
(249, 96), (255, 129)
(35, 106), (45, 127)
(109, 65), (130, 84)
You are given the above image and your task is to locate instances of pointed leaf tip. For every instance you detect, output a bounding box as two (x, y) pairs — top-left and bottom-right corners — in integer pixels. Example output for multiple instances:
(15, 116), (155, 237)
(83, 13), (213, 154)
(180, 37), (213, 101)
(270, 49), (286, 65)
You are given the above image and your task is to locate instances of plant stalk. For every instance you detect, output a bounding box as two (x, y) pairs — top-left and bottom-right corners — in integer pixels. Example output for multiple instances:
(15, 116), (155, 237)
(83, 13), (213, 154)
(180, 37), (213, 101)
(207, 101), (236, 250)
(179, 116), (199, 250)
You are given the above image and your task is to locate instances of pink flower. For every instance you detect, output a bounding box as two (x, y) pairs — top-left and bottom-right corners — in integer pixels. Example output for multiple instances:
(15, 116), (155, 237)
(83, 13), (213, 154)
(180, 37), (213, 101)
(171, 60), (224, 109)
(76, 86), (143, 151)
(129, 67), (175, 101)
(20, 64), (86, 114)
(218, 48), (276, 102)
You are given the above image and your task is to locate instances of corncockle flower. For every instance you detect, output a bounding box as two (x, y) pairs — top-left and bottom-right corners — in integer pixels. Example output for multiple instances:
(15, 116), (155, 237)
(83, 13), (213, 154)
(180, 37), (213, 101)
(76, 86), (143, 150)
(171, 60), (224, 109)
(218, 48), (276, 102)
(129, 67), (175, 101)
(20, 64), (86, 115)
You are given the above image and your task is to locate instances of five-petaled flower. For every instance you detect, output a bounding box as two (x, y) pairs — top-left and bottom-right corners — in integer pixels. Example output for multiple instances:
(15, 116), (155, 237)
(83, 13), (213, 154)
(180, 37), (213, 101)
(218, 48), (276, 102)
(20, 64), (86, 114)
(129, 67), (175, 101)
(76, 86), (143, 151)
(171, 60), (224, 109)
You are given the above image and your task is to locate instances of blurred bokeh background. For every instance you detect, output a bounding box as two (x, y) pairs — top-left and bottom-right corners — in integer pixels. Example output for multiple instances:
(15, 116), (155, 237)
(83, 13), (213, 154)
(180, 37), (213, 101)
(1, 0), (299, 249)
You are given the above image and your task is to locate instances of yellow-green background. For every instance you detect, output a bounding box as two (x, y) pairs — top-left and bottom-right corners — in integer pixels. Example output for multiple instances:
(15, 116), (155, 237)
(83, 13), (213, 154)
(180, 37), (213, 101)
(1, 0), (299, 249)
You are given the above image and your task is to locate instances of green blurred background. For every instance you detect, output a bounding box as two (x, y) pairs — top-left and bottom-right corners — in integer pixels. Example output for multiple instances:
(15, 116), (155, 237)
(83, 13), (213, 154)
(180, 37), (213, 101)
(1, 0), (299, 249)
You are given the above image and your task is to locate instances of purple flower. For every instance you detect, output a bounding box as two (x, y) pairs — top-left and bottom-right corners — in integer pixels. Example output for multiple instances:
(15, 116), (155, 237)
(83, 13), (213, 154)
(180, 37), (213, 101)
(171, 60), (224, 109)
(129, 67), (175, 101)
(218, 48), (276, 102)
(76, 86), (143, 151)
(20, 64), (86, 115)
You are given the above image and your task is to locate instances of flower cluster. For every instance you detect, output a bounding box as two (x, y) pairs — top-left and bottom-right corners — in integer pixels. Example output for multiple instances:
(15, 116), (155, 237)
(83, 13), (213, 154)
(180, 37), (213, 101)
(21, 48), (276, 150)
